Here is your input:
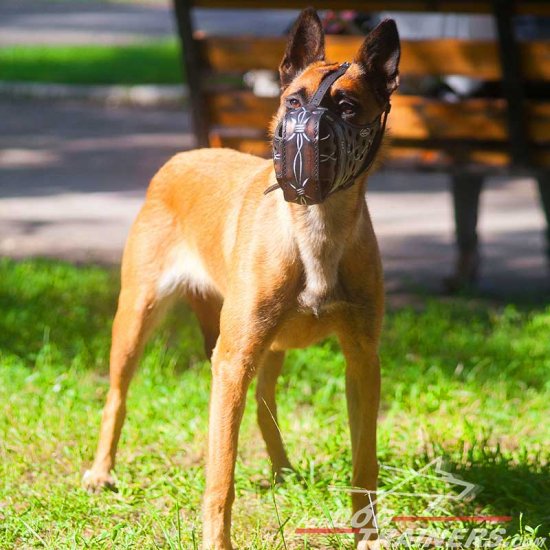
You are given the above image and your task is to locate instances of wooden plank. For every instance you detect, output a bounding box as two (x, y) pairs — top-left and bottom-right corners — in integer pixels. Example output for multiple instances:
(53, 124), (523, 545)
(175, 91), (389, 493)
(206, 91), (550, 143)
(206, 91), (278, 129)
(197, 36), (285, 73)
(387, 99), (550, 143)
(387, 147), (511, 169)
(397, 40), (499, 79)
(198, 36), (550, 80)
(207, 92), (508, 140)
(209, 135), (512, 168)
(390, 96), (508, 141)
(212, 134), (550, 170)
(523, 41), (550, 81)
(192, 1), (550, 15)
(529, 101), (550, 144)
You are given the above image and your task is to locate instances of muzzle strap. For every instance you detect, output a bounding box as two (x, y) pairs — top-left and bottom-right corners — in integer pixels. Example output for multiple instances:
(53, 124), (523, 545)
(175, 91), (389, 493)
(309, 62), (351, 107)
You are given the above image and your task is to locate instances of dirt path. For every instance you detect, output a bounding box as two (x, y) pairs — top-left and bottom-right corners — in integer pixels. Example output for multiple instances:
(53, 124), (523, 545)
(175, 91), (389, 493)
(0, 0), (298, 46)
(0, 0), (175, 46)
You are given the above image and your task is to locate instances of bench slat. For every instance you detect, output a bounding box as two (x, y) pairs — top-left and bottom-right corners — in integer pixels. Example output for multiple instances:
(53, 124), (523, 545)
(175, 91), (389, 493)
(206, 92), (550, 143)
(206, 91), (278, 130)
(198, 36), (550, 80)
(192, 1), (550, 16)
(207, 135), (510, 169)
(392, 96), (507, 141)
(210, 134), (550, 170)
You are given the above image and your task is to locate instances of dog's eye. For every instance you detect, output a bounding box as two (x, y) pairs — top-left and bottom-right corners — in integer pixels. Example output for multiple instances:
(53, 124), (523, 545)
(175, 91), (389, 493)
(339, 101), (356, 116)
(286, 98), (301, 109)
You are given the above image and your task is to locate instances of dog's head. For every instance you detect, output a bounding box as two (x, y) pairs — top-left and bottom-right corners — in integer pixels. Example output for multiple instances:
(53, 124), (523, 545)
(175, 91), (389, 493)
(270, 9), (400, 204)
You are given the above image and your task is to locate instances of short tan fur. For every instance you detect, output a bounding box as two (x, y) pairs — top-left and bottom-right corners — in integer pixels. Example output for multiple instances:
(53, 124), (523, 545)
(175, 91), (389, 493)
(83, 9), (400, 549)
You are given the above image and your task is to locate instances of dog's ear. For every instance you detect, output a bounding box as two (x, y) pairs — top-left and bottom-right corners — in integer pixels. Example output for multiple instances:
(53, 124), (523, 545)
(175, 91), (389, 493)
(279, 8), (325, 89)
(355, 19), (400, 98)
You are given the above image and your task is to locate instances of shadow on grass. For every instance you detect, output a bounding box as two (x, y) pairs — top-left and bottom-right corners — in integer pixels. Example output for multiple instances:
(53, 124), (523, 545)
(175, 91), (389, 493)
(457, 461), (549, 537)
(2, 258), (548, 390)
(0, 257), (203, 369)
(0, 258), (117, 362)
(435, 450), (550, 539)
(380, 297), (549, 390)
(377, 450), (549, 544)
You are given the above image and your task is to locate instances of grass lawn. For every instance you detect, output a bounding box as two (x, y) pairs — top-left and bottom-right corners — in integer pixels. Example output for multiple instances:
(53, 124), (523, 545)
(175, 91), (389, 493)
(0, 41), (183, 85)
(0, 258), (548, 549)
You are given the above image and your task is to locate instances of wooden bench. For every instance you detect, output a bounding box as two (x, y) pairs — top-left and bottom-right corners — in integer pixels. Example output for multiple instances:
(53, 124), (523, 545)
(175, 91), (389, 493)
(173, 0), (550, 173)
(173, 0), (550, 287)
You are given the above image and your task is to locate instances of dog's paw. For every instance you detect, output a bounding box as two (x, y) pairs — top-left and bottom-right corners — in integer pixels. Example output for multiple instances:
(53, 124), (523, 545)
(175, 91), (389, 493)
(357, 538), (389, 550)
(202, 536), (233, 550)
(82, 469), (117, 493)
(258, 466), (295, 489)
(273, 466), (295, 484)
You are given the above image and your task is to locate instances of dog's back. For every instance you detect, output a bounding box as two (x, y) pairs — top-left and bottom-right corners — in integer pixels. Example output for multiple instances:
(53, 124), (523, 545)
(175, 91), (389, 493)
(124, 148), (270, 296)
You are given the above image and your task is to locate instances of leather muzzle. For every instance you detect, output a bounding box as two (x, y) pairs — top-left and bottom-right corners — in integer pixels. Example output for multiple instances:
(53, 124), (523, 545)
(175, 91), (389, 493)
(270, 62), (390, 205)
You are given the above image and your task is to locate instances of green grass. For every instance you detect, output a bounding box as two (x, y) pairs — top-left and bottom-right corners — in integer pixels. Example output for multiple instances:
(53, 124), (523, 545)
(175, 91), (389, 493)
(0, 258), (548, 549)
(0, 41), (183, 85)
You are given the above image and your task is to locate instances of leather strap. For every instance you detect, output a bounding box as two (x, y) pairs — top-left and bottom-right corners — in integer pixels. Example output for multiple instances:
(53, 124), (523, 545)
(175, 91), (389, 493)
(309, 62), (351, 107)
(356, 104), (391, 179)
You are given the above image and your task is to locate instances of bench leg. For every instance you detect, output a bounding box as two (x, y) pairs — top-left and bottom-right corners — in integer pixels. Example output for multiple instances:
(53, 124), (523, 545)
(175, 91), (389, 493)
(444, 173), (484, 292)
(536, 172), (550, 263)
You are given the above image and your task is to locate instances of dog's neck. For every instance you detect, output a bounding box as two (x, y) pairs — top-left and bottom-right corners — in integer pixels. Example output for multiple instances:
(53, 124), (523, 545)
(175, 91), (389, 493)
(282, 179), (367, 313)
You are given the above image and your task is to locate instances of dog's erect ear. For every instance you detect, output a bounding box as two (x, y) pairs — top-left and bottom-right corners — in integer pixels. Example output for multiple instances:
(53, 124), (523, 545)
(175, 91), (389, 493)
(279, 8), (325, 89)
(355, 19), (401, 98)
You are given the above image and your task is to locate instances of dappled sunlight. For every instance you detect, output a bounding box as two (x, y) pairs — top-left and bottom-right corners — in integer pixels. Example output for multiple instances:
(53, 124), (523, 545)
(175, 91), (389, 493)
(0, 259), (548, 547)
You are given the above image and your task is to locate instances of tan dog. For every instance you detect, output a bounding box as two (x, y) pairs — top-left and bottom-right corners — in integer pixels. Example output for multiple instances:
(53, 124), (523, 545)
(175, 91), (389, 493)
(83, 9), (400, 549)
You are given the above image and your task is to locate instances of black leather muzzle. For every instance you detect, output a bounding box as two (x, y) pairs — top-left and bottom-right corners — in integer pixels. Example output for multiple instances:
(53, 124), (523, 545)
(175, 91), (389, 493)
(270, 62), (390, 205)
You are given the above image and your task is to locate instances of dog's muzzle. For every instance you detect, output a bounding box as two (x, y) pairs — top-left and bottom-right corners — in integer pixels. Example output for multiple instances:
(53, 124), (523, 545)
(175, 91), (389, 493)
(269, 62), (390, 205)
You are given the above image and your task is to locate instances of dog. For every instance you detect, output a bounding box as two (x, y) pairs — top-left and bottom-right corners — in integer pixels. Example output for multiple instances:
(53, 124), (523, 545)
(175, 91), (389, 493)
(83, 8), (400, 549)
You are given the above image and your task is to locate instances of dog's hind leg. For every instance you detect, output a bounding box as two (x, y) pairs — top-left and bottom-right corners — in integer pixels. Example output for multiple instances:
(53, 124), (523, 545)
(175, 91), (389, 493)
(83, 209), (177, 492)
(256, 350), (293, 480)
(185, 292), (222, 361)
(83, 281), (169, 492)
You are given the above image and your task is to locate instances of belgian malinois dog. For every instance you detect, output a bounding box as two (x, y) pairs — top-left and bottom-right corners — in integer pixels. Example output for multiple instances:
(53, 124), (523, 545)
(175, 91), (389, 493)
(83, 8), (400, 549)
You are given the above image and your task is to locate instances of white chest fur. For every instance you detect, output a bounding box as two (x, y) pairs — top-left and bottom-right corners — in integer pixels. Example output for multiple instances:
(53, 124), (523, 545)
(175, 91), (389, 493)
(293, 203), (351, 313)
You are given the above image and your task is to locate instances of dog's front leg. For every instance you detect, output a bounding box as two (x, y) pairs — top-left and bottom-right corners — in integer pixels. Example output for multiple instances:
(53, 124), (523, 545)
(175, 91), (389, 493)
(338, 331), (381, 549)
(203, 299), (279, 550)
(203, 340), (254, 549)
